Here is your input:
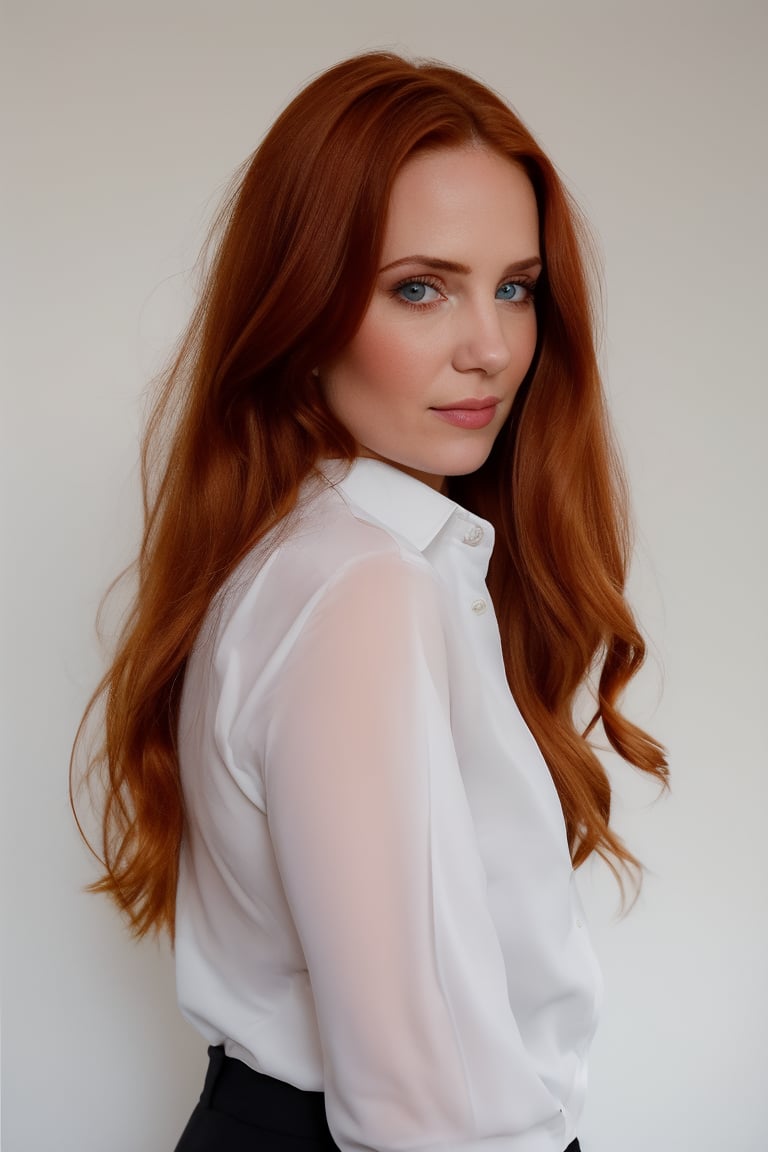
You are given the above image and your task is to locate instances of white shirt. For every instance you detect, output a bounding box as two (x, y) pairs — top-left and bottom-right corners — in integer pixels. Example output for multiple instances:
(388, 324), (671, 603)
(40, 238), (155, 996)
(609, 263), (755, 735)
(176, 457), (602, 1152)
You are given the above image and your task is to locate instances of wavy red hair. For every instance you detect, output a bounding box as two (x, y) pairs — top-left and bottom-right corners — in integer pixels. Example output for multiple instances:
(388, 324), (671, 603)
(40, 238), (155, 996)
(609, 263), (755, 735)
(72, 51), (667, 938)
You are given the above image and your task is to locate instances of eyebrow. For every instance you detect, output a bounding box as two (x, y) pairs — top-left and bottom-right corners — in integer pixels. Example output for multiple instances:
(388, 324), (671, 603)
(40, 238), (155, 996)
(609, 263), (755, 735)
(379, 255), (543, 275)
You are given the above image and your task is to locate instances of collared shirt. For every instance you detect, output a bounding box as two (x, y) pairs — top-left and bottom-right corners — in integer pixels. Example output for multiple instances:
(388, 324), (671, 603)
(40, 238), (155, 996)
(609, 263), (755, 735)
(176, 457), (602, 1152)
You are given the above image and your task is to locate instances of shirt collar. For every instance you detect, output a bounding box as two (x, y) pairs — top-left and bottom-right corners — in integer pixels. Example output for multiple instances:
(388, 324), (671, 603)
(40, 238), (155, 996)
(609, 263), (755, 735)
(324, 458), (459, 553)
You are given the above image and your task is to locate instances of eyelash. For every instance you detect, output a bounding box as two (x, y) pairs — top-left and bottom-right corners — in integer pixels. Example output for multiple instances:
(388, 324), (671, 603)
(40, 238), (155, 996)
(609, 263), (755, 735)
(389, 275), (443, 310)
(390, 275), (539, 311)
(497, 277), (538, 306)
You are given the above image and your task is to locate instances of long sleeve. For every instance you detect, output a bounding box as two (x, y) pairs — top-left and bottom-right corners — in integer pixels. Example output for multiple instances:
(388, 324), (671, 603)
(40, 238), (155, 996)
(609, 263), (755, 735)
(264, 551), (566, 1152)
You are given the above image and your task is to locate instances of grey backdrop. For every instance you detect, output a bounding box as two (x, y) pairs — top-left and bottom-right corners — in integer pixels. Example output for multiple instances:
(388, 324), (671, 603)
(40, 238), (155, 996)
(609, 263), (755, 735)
(2, 1), (766, 1149)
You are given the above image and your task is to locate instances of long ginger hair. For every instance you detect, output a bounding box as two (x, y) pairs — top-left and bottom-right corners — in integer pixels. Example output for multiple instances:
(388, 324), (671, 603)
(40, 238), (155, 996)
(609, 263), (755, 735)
(72, 51), (667, 939)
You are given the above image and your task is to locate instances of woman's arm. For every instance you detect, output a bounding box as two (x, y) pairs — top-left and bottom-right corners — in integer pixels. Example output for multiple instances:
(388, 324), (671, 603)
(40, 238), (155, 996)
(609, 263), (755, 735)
(264, 551), (566, 1152)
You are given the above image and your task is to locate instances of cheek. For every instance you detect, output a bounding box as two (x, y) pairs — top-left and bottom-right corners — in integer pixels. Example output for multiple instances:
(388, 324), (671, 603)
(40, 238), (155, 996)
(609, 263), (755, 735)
(338, 319), (425, 398)
(511, 315), (538, 373)
(367, 317), (422, 372)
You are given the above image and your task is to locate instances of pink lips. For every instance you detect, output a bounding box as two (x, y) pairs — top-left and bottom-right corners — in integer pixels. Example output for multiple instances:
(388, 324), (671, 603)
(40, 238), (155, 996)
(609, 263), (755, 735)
(431, 397), (500, 430)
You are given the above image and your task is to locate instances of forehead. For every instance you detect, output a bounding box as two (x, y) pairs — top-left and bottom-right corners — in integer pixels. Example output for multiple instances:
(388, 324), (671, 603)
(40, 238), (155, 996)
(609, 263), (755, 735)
(381, 146), (539, 260)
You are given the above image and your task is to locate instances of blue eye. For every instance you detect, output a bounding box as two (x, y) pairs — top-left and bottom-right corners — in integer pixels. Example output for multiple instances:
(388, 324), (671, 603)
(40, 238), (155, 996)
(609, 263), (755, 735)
(496, 281), (530, 302)
(395, 280), (441, 304)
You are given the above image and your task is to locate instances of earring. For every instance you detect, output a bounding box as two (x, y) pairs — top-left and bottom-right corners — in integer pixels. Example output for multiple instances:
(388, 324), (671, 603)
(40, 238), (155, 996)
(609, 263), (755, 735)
(311, 366), (320, 378)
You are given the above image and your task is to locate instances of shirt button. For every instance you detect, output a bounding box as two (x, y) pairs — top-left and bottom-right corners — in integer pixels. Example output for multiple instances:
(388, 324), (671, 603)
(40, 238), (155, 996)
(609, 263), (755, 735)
(463, 525), (484, 547)
(576, 919), (583, 928)
(471, 598), (487, 615)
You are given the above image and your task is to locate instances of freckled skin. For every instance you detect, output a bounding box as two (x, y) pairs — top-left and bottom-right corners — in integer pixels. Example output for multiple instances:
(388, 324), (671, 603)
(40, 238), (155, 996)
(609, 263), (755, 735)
(321, 147), (541, 491)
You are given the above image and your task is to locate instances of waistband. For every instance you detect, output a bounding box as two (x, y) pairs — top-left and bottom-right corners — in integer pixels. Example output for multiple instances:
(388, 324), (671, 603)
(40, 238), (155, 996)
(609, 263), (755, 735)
(201, 1045), (337, 1142)
(201, 1045), (581, 1152)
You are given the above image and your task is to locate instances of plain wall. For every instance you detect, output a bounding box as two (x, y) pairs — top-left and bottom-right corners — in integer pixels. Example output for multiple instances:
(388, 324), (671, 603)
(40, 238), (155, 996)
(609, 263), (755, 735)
(2, 1), (766, 1149)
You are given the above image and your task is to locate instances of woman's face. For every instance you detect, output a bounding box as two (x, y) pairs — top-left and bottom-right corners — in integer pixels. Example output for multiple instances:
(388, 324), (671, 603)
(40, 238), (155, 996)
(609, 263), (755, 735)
(321, 145), (541, 491)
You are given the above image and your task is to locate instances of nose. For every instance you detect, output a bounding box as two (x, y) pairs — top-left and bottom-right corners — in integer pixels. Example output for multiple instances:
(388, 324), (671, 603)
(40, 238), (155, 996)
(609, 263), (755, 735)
(451, 299), (512, 376)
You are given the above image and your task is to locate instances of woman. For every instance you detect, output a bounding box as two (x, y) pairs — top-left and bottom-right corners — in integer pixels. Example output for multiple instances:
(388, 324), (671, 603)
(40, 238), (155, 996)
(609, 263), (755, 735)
(73, 51), (667, 1152)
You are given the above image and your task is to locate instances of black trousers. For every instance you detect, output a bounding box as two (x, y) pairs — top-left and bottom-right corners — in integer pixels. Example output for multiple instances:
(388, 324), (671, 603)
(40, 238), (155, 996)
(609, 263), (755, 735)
(175, 1045), (582, 1152)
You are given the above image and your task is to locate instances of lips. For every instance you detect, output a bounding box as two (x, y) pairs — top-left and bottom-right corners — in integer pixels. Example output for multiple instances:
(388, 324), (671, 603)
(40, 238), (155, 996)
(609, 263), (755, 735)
(432, 396), (500, 412)
(430, 397), (500, 430)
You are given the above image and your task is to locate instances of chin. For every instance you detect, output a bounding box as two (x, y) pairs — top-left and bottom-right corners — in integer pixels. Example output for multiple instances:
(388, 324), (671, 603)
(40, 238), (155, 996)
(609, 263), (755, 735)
(367, 438), (497, 484)
(438, 442), (497, 478)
